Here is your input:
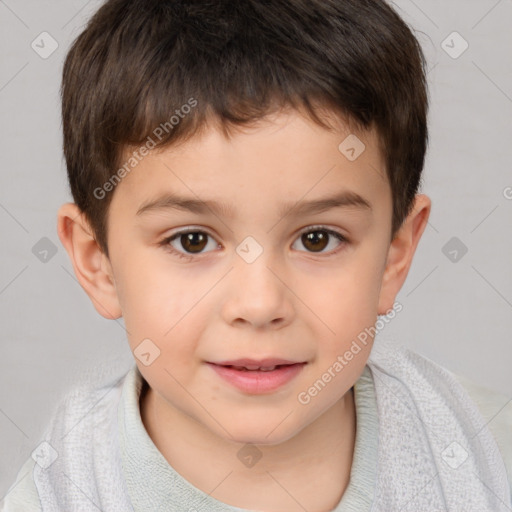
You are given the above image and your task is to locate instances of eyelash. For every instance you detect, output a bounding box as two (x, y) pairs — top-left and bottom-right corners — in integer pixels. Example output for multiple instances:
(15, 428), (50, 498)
(158, 226), (348, 261)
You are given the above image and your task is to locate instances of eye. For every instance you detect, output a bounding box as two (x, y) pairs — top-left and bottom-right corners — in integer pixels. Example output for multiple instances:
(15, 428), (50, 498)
(159, 225), (348, 261)
(292, 226), (347, 255)
(159, 229), (220, 260)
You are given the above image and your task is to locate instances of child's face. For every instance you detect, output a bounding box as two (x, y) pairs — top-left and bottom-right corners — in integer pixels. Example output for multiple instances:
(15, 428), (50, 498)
(91, 109), (404, 443)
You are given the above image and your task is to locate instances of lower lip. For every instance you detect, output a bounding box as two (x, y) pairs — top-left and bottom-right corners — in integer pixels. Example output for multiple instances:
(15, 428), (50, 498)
(207, 363), (306, 394)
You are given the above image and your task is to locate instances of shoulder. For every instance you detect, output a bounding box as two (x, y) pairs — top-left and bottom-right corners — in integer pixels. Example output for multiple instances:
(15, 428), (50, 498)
(47, 366), (131, 438)
(367, 345), (512, 506)
(452, 371), (512, 485)
(1, 366), (137, 512)
(370, 344), (512, 489)
(0, 457), (41, 512)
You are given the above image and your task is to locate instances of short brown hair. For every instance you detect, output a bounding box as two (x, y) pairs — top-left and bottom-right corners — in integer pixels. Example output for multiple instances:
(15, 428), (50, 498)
(61, 0), (429, 258)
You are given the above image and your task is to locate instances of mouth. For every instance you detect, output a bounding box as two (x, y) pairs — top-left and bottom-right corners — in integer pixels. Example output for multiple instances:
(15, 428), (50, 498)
(221, 364), (291, 371)
(206, 358), (307, 394)
(211, 358), (304, 368)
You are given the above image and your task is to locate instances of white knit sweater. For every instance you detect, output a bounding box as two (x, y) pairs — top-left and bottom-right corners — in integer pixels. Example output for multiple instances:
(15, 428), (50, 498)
(2, 346), (511, 511)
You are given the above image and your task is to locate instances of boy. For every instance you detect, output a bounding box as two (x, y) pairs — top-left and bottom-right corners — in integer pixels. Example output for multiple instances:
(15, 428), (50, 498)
(2, 0), (511, 510)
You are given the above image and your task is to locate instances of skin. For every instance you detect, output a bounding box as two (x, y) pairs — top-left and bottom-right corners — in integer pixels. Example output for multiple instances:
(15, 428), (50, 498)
(57, 108), (430, 512)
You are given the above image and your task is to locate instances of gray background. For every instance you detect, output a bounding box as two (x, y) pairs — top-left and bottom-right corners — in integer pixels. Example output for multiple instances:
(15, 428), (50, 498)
(1, 0), (511, 499)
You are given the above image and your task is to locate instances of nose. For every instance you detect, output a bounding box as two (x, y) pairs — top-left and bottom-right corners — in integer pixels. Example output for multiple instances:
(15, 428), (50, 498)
(220, 251), (295, 330)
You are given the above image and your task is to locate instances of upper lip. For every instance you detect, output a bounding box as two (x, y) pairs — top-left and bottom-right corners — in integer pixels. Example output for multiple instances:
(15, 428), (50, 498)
(209, 358), (304, 368)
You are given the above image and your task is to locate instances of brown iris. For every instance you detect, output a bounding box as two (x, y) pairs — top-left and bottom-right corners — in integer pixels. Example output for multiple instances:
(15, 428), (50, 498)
(180, 232), (208, 253)
(302, 230), (329, 252)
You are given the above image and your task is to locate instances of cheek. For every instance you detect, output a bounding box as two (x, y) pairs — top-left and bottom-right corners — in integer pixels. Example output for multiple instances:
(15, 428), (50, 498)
(112, 256), (197, 350)
(313, 253), (385, 329)
(307, 246), (386, 365)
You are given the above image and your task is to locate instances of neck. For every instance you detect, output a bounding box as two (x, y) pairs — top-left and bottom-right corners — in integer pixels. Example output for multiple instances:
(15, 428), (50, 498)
(140, 384), (356, 512)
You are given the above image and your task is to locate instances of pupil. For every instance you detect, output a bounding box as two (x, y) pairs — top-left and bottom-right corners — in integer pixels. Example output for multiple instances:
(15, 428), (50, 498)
(182, 232), (207, 253)
(303, 231), (328, 252)
(179, 231), (329, 254)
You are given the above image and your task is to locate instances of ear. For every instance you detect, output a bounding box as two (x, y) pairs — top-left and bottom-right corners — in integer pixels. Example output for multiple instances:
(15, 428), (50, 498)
(57, 203), (122, 319)
(377, 194), (431, 315)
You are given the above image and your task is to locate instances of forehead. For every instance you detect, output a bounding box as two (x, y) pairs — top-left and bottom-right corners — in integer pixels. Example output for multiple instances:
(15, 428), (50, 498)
(110, 110), (390, 220)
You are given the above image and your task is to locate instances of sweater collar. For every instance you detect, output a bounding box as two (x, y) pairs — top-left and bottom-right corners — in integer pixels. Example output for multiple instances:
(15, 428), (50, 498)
(118, 365), (377, 512)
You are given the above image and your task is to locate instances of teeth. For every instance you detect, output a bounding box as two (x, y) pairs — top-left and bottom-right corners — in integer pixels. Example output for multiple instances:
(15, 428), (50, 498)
(230, 365), (278, 371)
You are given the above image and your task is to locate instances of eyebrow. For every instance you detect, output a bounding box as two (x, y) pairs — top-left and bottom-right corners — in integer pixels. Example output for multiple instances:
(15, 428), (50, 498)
(136, 190), (372, 219)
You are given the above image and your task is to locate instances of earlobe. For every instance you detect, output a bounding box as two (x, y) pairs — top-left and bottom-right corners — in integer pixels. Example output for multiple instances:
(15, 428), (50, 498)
(377, 194), (431, 315)
(57, 203), (122, 320)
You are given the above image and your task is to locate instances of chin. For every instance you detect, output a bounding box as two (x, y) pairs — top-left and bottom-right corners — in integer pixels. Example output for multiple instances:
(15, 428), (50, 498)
(230, 431), (294, 447)
(213, 416), (303, 447)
